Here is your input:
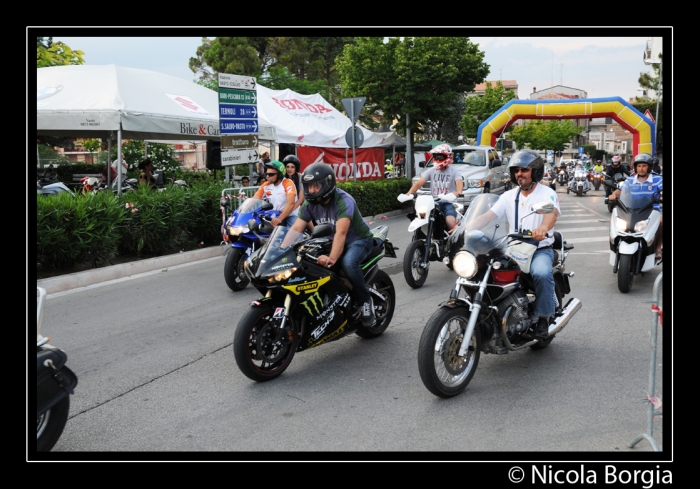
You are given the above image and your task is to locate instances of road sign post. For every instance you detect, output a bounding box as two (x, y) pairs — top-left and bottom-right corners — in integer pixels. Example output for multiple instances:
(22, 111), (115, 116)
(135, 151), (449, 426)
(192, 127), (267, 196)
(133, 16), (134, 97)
(341, 97), (366, 182)
(218, 74), (259, 181)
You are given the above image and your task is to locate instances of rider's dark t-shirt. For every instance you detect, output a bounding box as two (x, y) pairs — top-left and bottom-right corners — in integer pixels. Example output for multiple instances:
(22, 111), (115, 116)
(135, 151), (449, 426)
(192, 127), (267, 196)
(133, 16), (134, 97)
(298, 189), (372, 244)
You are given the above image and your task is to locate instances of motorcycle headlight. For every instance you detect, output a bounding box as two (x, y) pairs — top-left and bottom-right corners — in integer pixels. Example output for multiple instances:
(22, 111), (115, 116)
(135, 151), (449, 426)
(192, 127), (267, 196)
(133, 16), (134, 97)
(228, 225), (248, 236)
(615, 217), (627, 232)
(467, 179), (484, 188)
(416, 206), (428, 219)
(265, 267), (298, 284)
(634, 219), (649, 232)
(452, 251), (477, 279)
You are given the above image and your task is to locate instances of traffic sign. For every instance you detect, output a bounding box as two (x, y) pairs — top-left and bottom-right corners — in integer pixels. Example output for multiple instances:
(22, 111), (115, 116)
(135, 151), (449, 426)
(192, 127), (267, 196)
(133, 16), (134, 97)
(221, 148), (260, 166)
(345, 126), (364, 148)
(218, 74), (257, 90)
(219, 104), (258, 119)
(221, 134), (258, 149)
(220, 119), (259, 134)
(219, 89), (257, 105)
(342, 97), (366, 123)
(644, 109), (655, 122)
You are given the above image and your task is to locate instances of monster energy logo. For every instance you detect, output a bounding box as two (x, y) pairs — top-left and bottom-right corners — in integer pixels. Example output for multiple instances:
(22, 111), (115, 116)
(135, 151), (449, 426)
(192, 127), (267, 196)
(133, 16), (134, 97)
(301, 291), (324, 316)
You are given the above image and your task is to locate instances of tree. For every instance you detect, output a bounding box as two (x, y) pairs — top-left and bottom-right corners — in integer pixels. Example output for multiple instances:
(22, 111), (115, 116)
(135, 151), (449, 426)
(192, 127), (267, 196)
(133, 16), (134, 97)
(82, 138), (101, 164)
(37, 37), (84, 68)
(335, 37), (489, 136)
(509, 120), (582, 152)
(638, 53), (663, 96)
(123, 141), (180, 174)
(461, 81), (517, 138)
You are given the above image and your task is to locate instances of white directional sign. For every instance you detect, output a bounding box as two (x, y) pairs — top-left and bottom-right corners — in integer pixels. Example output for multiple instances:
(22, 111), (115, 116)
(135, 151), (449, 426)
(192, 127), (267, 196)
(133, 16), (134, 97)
(218, 74), (257, 90)
(221, 148), (260, 166)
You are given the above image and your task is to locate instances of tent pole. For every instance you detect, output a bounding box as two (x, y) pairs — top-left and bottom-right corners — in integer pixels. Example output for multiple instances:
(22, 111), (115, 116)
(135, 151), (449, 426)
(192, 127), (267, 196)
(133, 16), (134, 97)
(117, 128), (123, 194)
(107, 139), (112, 189)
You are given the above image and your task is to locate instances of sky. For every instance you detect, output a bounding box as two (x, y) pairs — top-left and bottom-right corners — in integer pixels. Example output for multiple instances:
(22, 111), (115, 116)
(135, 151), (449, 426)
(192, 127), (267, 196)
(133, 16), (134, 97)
(48, 32), (663, 101)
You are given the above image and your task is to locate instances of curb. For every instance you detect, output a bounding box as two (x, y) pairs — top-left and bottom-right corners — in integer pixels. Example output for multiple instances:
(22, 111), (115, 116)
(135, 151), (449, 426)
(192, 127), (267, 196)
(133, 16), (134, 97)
(37, 246), (225, 295)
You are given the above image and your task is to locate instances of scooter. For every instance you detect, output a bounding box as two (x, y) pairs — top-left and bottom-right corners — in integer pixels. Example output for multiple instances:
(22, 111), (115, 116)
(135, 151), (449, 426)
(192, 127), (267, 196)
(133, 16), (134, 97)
(397, 191), (465, 288)
(604, 181), (662, 293)
(220, 189), (280, 291)
(37, 287), (78, 451)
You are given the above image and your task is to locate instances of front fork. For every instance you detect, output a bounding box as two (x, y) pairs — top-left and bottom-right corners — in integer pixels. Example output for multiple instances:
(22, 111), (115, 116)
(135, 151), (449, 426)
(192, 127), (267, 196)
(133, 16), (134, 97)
(263, 291), (295, 343)
(457, 263), (493, 357)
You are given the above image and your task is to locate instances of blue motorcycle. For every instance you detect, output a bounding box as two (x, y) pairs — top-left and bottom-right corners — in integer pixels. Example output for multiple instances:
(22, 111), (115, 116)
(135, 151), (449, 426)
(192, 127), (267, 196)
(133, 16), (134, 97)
(221, 194), (280, 291)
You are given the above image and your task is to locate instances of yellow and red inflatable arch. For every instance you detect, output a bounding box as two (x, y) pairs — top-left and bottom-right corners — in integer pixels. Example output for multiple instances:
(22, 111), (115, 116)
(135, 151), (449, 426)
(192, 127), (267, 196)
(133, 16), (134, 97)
(476, 97), (656, 157)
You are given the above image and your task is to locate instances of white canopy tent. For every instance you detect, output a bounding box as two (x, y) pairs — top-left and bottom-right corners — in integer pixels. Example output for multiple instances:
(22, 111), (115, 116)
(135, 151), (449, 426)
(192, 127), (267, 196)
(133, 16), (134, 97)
(36, 64), (276, 189)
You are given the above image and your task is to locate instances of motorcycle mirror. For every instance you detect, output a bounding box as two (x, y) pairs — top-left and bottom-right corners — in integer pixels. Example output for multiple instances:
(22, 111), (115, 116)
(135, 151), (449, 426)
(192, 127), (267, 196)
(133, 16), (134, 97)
(311, 224), (333, 238)
(530, 202), (555, 214)
(248, 219), (259, 232)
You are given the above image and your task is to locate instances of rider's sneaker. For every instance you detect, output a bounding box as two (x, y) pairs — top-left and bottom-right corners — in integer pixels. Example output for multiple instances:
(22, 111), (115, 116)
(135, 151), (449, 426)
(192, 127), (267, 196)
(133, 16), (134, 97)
(361, 299), (376, 327)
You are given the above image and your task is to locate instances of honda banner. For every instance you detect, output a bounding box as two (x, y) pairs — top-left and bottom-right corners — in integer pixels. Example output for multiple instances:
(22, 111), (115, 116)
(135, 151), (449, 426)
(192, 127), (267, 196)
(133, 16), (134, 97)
(297, 146), (386, 182)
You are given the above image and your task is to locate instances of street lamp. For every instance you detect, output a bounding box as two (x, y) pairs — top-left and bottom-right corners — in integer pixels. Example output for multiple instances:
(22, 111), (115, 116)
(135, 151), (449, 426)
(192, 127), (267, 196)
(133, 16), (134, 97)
(644, 39), (662, 156)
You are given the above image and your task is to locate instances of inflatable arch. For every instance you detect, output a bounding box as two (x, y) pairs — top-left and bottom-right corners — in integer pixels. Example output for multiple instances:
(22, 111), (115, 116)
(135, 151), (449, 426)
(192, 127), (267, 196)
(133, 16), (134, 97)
(476, 97), (656, 157)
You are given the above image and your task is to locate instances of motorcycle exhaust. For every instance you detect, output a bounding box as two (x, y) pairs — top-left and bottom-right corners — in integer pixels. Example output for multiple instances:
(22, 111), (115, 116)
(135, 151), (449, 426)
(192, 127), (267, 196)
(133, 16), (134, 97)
(547, 297), (582, 337)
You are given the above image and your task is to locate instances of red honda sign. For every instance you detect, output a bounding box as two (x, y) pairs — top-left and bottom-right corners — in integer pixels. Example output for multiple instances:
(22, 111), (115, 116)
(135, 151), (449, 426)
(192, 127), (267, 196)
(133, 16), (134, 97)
(644, 109), (655, 122)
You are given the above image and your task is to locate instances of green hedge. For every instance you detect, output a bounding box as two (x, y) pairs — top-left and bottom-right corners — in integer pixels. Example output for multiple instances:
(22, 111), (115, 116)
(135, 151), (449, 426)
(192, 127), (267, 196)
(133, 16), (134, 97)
(36, 178), (413, 272)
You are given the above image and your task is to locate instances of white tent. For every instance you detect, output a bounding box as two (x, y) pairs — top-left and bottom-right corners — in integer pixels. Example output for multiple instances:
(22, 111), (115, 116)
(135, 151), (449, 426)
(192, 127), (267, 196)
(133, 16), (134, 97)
(36, 64), (277, 141)
(256, 84), (395, 149)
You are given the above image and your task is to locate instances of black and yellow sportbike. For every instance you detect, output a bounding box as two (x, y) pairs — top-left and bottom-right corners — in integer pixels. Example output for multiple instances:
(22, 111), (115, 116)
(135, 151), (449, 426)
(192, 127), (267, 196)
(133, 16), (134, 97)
(233, 223), (398, 382)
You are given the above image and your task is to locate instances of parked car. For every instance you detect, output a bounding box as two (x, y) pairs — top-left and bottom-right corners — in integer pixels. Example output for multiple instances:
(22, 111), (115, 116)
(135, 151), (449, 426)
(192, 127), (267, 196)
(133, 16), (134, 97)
(412, 144), (506, 206)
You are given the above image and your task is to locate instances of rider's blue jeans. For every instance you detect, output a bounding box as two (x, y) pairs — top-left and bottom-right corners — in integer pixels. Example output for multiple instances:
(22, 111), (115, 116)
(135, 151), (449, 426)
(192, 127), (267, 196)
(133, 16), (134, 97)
(341, 236), (374, 305)
(531, 247), (556, 318)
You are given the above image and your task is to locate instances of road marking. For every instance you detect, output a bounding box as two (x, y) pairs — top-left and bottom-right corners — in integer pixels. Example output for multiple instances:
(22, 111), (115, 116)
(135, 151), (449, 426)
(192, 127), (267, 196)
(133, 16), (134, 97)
(564, 236), (609, 243)
(556, 226), (609, 233)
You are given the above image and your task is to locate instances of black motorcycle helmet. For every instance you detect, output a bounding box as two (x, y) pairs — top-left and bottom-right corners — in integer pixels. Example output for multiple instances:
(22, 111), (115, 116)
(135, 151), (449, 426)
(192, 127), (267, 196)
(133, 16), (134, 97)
(282, 154), (301, 173)
(632, 153), (653, 173)
(508, 149), (545, 184)
(302, 163), (336, 204)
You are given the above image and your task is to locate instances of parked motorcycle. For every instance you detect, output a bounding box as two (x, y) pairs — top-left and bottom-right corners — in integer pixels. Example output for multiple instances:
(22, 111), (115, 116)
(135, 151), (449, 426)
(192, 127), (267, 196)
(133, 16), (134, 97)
(220, 192), (280, 291)
(37, 287), (78, 451)
(37, 175), (74, 197)
(397, 192), (465, 288)
(604, 181), (662, 293)
(233, 223), (397, 382)
(567, 167), (590, 197)
(416, 194), (581, 398)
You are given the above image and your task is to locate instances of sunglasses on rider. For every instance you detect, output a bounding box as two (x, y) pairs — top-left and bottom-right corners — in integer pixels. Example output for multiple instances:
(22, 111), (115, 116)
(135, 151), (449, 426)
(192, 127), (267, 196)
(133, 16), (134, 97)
(434, 155), (447, 161)
(266, 172), (277, 176)
(513, 168), (531, 174)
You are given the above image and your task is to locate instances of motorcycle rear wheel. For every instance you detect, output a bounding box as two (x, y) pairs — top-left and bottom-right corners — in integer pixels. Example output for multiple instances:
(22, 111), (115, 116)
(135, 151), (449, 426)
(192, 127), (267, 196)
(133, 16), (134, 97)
(233, 305), (298, 382)
(356, 270), (395, 339)
(417, 306), (481, 398)
(37, 395), (70, 452)
(403, 240), (429, 289)
(617, 254), (634, 293)
(224, 247), (250, 291)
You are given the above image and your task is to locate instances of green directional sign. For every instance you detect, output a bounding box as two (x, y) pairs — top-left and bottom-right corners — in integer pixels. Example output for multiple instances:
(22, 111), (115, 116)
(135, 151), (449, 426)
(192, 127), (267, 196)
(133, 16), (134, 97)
(219, 88), (257, 105)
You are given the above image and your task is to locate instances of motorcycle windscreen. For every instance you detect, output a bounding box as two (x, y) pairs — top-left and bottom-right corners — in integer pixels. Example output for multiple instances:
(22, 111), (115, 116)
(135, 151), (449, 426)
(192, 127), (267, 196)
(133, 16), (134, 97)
(230, 197), (265, 225)
(252, 225), (304, 278)
(450, 193), (508, 253)
(618, 183), (659, 211)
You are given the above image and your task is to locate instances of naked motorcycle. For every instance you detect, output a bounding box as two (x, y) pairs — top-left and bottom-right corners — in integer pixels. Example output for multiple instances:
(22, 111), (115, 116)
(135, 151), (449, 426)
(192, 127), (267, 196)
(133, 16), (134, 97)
(604, 180), (662, 293)
(37, 287), (78, 451)
(233, 223), (397, 382)
(398, 192), (465, 288)
(417, 194), (582, 398)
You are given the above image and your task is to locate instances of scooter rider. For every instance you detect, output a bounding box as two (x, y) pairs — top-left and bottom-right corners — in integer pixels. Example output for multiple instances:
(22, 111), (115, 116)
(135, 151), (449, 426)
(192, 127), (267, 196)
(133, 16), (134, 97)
(604, 155), (630, 198)
(284, 163), (377, 327)
(467, 149), (561, 340)
(608, 152), (663, 261)
(402, 144), (464, 234)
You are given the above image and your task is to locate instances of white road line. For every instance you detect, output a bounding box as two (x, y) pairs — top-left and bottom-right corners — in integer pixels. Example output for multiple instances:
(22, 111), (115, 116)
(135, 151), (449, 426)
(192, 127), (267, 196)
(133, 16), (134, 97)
(555, 226), (609, 233)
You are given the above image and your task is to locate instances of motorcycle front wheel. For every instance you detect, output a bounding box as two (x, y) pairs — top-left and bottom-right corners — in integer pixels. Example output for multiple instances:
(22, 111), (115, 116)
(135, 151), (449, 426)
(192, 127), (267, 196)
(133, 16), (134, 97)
(356, 270), (395, 339)
(224, 247), (250, 291)
(594, 181), (601, 190)
(617, 254), (634, 293)
(233, 305), (298, 382)
(403, 240), (429, 289)
(417, 306), (481, 398)
(37, 395), (70, 452)
(577, 187), (582, 197)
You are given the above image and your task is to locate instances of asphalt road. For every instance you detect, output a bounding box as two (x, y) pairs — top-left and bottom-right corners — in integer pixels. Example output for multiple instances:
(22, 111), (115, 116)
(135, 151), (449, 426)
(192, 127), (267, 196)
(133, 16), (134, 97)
(33, 185), (667, 461)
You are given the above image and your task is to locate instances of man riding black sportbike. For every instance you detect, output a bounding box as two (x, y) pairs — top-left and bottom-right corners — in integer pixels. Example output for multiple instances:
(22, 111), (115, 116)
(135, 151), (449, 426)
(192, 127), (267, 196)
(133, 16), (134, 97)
(604, 156), (630, 198)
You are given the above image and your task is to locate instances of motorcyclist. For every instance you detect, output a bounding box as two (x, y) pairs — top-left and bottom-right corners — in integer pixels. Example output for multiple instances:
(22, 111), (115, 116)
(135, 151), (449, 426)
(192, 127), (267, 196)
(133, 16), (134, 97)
(594, 160), (604, 174)
(283, 163), (377, 327)
(253, 160), (299, 227)
(604, 155), (630, 198)
(402, 144), (465, 234)
(608, 153), (663, 261)
(466, 149), (561, 340)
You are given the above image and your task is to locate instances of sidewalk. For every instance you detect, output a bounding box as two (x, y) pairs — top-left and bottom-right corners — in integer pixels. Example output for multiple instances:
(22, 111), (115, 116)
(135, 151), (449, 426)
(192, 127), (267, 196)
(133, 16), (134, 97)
(36, 208), (409, 295)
